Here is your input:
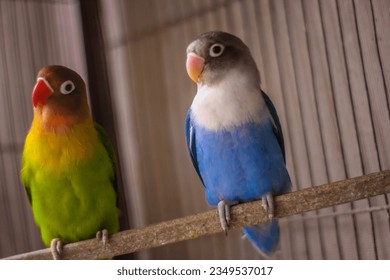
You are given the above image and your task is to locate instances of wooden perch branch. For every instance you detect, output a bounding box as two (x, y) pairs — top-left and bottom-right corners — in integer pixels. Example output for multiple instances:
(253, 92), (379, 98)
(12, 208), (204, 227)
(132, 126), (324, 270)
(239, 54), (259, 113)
(5, 170), (390, 260)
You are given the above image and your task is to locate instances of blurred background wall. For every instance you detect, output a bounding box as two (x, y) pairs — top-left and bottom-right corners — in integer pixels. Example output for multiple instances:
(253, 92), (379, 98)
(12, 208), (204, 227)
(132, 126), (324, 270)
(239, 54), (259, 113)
(1, 0), (389, 259)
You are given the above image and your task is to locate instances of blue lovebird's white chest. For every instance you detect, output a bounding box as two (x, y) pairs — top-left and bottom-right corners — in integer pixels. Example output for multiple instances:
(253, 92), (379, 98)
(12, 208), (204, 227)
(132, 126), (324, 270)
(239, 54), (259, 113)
(190, 71), (270, 131)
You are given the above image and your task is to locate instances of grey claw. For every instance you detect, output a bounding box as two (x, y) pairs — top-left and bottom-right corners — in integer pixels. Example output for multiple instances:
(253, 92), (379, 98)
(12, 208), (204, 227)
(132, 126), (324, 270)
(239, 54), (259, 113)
(218, 200), (231, 235)
(262, 192), (274, 219)
(96, 229), (109, 249)
(50, 238), (62, 260)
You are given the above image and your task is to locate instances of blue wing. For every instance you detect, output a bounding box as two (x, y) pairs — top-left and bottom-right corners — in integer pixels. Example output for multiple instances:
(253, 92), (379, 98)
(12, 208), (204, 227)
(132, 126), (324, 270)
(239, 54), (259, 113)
(185, 109), (204, 186)
(261, 90), (286, 163)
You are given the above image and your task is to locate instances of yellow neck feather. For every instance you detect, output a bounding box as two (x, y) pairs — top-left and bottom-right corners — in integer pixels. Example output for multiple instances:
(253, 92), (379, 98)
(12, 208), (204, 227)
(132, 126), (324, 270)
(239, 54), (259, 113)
(24, 114), (98, 174)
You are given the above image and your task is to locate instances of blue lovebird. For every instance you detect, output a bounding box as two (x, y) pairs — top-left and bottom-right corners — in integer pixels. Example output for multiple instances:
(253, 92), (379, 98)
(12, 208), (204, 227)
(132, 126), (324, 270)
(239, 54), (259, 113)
(185, 31), (291, 256)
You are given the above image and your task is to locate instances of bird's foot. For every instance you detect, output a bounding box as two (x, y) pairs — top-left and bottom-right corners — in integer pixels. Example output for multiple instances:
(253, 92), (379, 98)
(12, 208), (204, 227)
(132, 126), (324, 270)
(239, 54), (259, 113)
(262, 192), (274, 220)
(50, 238), (62, 260)
(218, 200), (231, 235)
(96, 229), (109, 249)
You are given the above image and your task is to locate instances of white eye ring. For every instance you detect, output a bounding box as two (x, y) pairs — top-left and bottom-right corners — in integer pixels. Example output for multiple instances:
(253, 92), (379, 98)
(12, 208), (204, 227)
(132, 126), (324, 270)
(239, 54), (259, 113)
(209, 43), (225, 57)
(60, 80), (75, 95)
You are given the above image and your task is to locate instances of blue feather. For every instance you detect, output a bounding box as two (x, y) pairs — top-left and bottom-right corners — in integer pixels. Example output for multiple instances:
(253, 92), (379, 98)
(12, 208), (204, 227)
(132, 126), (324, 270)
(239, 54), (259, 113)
(186, 92), (291, 256)
(189, 120), (289, 205)
(185, 111), (204, 186)
(243, 221), (279, 255)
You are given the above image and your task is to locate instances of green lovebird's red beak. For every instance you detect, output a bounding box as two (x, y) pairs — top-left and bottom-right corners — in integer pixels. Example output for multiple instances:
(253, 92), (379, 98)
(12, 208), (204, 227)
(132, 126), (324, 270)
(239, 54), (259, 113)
(32, 78), (53, 107)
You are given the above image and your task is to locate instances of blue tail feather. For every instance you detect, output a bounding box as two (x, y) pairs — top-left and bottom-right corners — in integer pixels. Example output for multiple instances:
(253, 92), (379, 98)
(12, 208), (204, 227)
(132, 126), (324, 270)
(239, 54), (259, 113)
(242, 221), (279, 256)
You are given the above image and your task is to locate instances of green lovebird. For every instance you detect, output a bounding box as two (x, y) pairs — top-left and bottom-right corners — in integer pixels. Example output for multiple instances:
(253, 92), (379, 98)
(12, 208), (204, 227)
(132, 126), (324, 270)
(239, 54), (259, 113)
(21, 65), (120, 259)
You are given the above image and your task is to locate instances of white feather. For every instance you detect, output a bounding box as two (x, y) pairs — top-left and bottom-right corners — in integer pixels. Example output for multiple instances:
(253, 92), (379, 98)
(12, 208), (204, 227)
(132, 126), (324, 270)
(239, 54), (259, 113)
(191, 70), (269, 131)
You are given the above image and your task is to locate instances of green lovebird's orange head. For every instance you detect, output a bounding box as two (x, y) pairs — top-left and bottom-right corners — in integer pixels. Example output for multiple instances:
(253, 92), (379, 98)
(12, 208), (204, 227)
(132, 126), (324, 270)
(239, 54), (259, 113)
(32, 65), (91, 133)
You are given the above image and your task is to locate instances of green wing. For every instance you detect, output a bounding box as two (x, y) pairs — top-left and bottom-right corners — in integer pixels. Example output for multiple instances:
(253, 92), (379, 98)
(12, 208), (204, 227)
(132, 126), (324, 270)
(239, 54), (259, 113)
(94, 122), (117, 189)
(21, 148), (33, 206)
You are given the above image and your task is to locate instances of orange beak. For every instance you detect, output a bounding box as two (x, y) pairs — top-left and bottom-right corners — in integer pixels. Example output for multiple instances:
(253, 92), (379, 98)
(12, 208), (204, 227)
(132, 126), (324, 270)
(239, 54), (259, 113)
(186, 52), (205, 83)
(32, 78), (53, 107)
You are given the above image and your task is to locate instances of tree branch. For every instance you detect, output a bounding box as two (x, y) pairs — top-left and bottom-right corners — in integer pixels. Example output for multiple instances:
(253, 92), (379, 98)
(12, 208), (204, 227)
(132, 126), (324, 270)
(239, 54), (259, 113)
(5, 170), (390, 260)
